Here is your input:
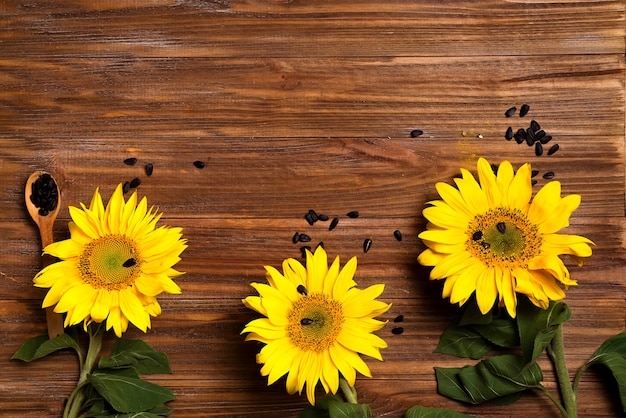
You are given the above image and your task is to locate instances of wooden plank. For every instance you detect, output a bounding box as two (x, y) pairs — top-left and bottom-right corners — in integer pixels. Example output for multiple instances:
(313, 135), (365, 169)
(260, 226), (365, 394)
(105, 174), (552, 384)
(1, 1), (624, 58)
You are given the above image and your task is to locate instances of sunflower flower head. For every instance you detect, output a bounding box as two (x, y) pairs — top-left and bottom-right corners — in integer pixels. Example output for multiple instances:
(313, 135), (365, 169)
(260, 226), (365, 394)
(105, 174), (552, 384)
(417, 157), (593, 318)
(242, 246), (391, 405)
(34, 184), (187, 337)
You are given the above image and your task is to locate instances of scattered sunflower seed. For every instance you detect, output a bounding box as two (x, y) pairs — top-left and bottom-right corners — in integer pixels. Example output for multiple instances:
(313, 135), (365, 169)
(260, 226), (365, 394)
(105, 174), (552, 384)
(393, 314), (404, 323)
(347, 211), (359, 218)
(329, 217), (339, 231)
(193, 160), (205, 169)
(392, 327), (404, 335)
(410, 129), (424, 137)
(130, 177), (141, 188)
(393, 230), (403, 242)
(363, 238), (372, 253)
(145, 163), (154, 176)
(505, 107), (516, 117)
(297, 284), (308, 295)
(543, 171), (555, 179)
(123, 158), (137, 166)
(519, 104), (530, 117)
(547, 144), (559, 155)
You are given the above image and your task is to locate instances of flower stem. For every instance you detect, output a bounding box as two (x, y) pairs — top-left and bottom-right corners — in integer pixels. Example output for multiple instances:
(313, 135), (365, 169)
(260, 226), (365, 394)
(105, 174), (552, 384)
(547, 323), (577, 418)
(339, 377), (358, 404)
(63, 324), (104, 418)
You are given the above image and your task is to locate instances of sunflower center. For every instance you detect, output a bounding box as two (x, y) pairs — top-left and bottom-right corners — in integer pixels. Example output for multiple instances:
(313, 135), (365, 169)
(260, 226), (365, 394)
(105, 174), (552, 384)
(78, 235), (142, 290)
(467, 207), (542, 269)
(286, 293), (344, 352)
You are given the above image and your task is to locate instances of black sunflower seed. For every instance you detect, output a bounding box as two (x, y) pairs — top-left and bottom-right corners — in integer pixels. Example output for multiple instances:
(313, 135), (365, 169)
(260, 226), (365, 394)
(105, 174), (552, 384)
(519, 104), (530, 117)
(531, 170), (539, 178)
(123, 157), (137, 166)
(505, 126), (513, 140)
(363, 238), (372, 253)
(543, 171), (555, 179)
(31, 173), (58, 213)
(304, 212), (315, 225)
(392, 327), (404, 335)
(530, 120), (541, 132)
(505, 107), (516, 117)
(122, 258), (136, 267)
(393, 314), (404, 323)
(539, 135), (552, 144)
(329, 217), (339, 231)
(130, 177), (141, 188)
(297, 284), (308, 295)
(122, 181), (131, 194)
(292, 232), (300, 244)
(472, 231), (483, 241)
(317, 213), (329, 221)
(393, 230), (403, 242)
(300, 318), (314, 326)
(535, 142), (543, 156)
(497, 222), (506, 233)
(532, 180), (538, 186)
(193, 160), (205, 169)
(347, 211), (359, 218)
(410, 129), (424, 137)
(145, 163), (154, 176)
(547, 144), (559, 155)
(299, 233), (312, 243)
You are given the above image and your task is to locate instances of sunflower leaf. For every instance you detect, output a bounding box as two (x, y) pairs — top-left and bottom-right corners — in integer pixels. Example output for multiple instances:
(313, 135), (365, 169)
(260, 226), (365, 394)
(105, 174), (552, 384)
(435, 324), (493, 359)
(91, 371), (175, 413)
(299, 395), (371, 418)
(472, 318), (519, 348)
(11, 329), (80, 362)
(435, 355), (542, 404)
(98, 338), (172, 375)
(517, 299), (570, 364)
(404, 405), (473, 417)
(583, 332), (626, 412)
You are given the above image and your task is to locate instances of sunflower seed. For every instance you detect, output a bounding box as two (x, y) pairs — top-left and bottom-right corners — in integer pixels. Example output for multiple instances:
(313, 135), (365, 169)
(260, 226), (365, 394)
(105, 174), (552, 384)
(300, 318), (314, 325)
(130, 177), (141, 188)
(505, 126), (513, 140)
(347, 211), (359, 218)
(539, 135), (552, 144)
(547, 144), (559, 155)
(317, 213), (329, 221)
(543, 171), (555, 179)
(472, 231), (483, 241)
(31, 173), (58, 213)
(193, 160), (205, 169)
(304, 212), (315, 225)
(519, 104), (530, 117)
(393, 230), (403, 241)
(393, 314), (404, 323)
(292, 232), (300, 244)
(123, 157), (137, 166)
(299, 233), (312, 243)
(122, 258), (136, 267)
(329, 217), (339, 231)
(535, 142), (543, 156)
(297, 284), (308, 295)
(410, 129), (424, 137)
(531, 170), (539, 178)
(505, 107), (516, 117)
(145, 163), (153, 176)
(392, 327), (404, 335)
(530, 120), (541, 132)
(532, 180), (538, 186)
(363, 238), (372, 253)
(122, 181), (131, 194)
(497, 222), (506, 233)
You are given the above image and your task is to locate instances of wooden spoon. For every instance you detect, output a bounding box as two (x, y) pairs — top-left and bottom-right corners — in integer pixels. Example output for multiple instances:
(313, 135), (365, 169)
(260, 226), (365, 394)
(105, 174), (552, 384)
(25, 170), (65, 339)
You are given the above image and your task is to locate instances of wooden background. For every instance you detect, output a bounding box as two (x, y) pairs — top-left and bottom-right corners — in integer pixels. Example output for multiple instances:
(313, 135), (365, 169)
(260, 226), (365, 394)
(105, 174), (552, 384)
(1, 1), (625, 417)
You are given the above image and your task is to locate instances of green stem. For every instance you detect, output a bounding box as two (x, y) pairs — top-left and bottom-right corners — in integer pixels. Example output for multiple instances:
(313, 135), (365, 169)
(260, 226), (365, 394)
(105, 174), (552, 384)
(547, 323), (577, 418)
(537, 384), (568, 418)
(339, 377), (358, 404)
(63, 324), (104, 418)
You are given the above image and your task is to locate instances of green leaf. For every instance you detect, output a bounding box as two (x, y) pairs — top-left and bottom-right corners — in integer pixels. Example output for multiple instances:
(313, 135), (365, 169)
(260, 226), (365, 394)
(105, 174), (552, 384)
(404, 405), (472, 417)
(473, 318), (519, 348)
(299, 395), (371, 418)
(98, 339), (171, 375)
(517, 299), (570, 364)
(458, 299), (493, 326)
(435, 355), (542, 405)
(585, 332), (626, 412)
(94, 413), (160, 418)
(11, 331), (80, 362)
(91, 372), (175, 413)
(435, 325), (493, 359)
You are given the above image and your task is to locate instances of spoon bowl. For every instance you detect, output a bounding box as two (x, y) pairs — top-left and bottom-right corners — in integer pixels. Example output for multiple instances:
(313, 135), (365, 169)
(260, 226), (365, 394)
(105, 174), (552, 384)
(25, 170), (65, 338)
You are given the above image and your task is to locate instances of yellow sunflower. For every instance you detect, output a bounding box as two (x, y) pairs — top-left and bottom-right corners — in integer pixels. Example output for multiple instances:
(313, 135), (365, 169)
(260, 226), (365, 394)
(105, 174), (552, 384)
(417, 157), (593, 317)
(242, 246), (390, 405)
(33, 184), (187, 337)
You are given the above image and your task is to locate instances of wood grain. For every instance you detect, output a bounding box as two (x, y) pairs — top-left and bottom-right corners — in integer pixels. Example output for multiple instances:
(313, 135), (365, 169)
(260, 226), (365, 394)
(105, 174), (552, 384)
(0, 0), (624, 417)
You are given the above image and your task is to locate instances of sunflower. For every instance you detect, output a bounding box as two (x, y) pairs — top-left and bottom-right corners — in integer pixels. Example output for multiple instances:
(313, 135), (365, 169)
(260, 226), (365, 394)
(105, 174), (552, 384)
(33, 184), (187, 337)
(417, 157), (593, 317)
(242, 246), (390, 405)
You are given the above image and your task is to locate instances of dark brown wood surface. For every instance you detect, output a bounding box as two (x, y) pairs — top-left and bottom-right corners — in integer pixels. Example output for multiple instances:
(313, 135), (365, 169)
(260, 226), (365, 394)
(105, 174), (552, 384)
(1, 1), (625, 417)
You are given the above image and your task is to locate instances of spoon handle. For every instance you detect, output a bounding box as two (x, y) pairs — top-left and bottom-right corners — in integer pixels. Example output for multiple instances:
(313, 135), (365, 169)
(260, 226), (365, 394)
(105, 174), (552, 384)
(40, 231), (65, 339)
